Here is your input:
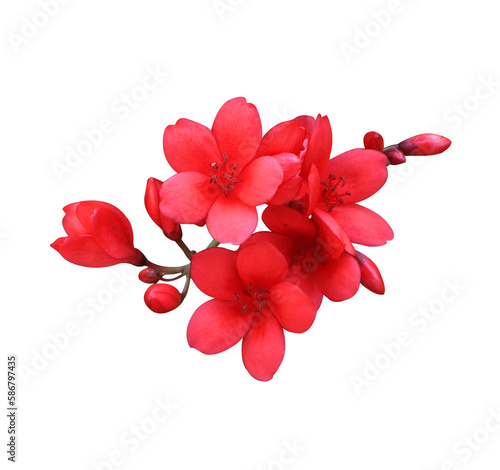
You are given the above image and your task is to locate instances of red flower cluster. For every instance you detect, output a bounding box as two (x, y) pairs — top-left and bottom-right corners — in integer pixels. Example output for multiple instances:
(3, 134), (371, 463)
(52, 98), (451, 381)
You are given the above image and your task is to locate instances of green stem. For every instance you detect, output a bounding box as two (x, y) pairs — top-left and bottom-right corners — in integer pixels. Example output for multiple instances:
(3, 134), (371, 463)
(180, 264), (191, 303)
(207, 239), (220, 249)
(147, 261), (190, 275)
(176, 239), (194, 260)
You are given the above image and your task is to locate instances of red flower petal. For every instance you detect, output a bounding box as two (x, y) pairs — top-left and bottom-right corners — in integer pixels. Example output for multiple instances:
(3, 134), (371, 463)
(51, 236), (121, 267)
(315, 252), (361, 302)
(163, 118), (222, 175)
(237, 241), (289, 288)
(233, 156), (283, 207)
(300, 114), (332, 177)
(268, 176), (303, 206)
(206, 194), (258, 245)
(312, 208), (352, 257)
(256, 120), (306, 157)
(191, 248), (245, 301)
(187, 299), (253, 355)
(211, 97), (262, 169)
(285, 268), (323, 309)
(304, 163), (321, 217)
(160, 172), (219, 224)
(269, 282), (317, 333)
(91, 208), (138, 260)
(242, 310), (285, 381)
(324, 149), (388, 204)
(330, 204), (394, 246)
(241, 231), (300, 264)
(62, 203), (90, 236)
(355, 251), (385, 295)
(272, 153), (302, 182)
(262, 205), (317, 242)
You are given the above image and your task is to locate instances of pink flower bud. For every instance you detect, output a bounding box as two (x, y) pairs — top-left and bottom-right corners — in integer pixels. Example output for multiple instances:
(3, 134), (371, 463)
(355, 251), (385, 295)
(144, 284), (182, 313)
(398, 134), (451, 156)
(145, 178), (182, 241)
(363, 131), (384, 151)
(138, 267), (163, 284)
(383, 146), (406, 165)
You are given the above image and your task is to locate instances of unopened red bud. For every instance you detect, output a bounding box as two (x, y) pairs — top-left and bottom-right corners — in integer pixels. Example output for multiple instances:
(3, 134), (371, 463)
(363, 131), (384, 151)
(355, 251), (385, 295)
(384, 146), (406, 165)
(398, 134), (451, 156)
(139, 267), (162, 284)
(144, 284), (182, 313)
(145, 178), (182, 241)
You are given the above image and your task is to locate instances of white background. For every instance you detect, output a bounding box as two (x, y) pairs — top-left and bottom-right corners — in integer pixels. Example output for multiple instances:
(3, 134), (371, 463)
(1, 1), (499, 469)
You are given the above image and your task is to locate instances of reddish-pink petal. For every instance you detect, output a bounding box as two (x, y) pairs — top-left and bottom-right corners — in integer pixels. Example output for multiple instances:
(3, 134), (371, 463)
(398, 133), (451, 156)
(268, 176), (303, 206)
(237, 241), (288, 288)
(62, 203), (89, 236)
(163, 118), (222, 175)
(51, 236), (121, 267)
(285, 268), (323, 310)
(77, 201), (135, 244)
(206, 194), (257, 245)
(300, 115), (332, 177)
(256, 120), (306, 157)
(269, 282), (317, 333)
(160, 172), (219, 224)
(304, 163), (321, 217)
(330, 204), (394, 246)
(191, 248), (245, 301)
(187, 300), (253, 355)
(271, 153), (302, 182)
(211, 97), (262, 169)
(91, 208), (137, 260)
(145, 178), (182, 240)
(262, 205), (317, 242)
(242, 310), (285, 381)
(324, 149), (388, 204)
(355, 251), (385, 295)
(315, 252), (361, 302)
(240, 231), (299, 264)
(233, 156), (283, 207)
(312, 208), (352, 257)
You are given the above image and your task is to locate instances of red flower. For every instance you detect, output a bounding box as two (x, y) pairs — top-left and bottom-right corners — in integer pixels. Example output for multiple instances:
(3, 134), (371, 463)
(145, 177), (182, 241)
(255, 114), (332, 205)
(259, 205), (361, 304)
(304, 149), (394, 247)
(51, 201), (146, 268)
(189, 242), (317, 381)
(160, 98), (284, 245)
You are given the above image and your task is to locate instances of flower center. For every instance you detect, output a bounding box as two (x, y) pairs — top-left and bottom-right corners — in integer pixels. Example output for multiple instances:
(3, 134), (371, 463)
(235, 283), (270, 314)
(320, 174), (351, 211)
(290, 240), (330, 274)
(209, 154), (243, 196)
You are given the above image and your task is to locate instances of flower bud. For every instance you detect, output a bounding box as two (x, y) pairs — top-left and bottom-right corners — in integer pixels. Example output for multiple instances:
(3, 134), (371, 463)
(383, 146), (406, 165)
(145, 178), (182, 241)
(363, 131), (384, 151)
(355, 251), (385, 295)
(51, 201), (146, 268)
(138, 267), (163, 284)
(144, 284), (182, 313)
(398, 134), (451, 156)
